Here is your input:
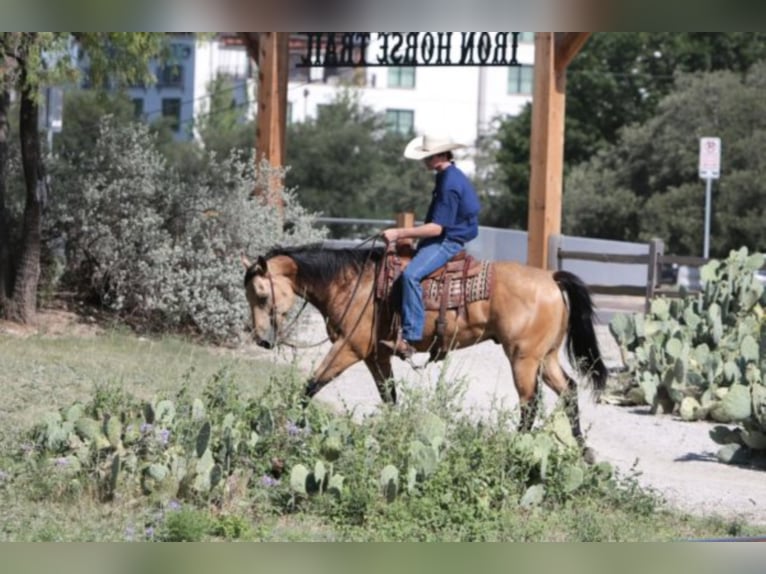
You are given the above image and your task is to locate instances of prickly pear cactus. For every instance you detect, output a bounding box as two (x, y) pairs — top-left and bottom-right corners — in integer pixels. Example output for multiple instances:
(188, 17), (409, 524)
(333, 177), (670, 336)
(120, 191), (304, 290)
(608, 248), (766, 466)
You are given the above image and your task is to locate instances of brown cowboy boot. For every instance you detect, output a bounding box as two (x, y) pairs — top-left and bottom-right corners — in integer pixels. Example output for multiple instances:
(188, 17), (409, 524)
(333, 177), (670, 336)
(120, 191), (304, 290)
(380, 331), (416, 360)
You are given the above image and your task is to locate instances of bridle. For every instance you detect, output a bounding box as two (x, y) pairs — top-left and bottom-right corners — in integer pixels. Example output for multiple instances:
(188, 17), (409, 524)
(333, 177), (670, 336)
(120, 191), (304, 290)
(255, 235), (384, 351)
(258, 261), (326, 349)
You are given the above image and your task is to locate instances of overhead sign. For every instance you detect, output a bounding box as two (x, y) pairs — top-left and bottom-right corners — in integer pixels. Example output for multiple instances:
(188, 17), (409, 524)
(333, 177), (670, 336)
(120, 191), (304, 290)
(297, 32), (524, 67)
(699, 137), (721, 179)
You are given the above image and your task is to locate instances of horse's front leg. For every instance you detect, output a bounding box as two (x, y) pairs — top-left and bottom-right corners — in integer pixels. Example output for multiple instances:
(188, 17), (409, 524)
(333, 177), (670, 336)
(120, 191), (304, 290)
(303, 338), (363, 403)
(364, 353), (396, 404)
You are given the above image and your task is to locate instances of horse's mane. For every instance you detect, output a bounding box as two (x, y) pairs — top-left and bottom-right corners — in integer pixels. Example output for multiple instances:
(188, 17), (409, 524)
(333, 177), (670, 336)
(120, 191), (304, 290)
(264, 243), (385, 285)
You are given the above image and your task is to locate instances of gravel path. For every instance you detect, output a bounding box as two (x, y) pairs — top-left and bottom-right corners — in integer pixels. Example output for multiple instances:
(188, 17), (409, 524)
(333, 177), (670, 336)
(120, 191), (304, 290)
(249, 305), (766, 527)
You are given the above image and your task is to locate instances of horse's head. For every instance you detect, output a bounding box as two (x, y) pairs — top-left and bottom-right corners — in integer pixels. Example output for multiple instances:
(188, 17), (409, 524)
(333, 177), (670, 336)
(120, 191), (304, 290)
(241, 253), (298, 349)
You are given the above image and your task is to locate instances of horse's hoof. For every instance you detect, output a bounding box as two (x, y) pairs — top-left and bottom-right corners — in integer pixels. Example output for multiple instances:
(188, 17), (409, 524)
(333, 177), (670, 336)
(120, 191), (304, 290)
(582, 446), (597, 465)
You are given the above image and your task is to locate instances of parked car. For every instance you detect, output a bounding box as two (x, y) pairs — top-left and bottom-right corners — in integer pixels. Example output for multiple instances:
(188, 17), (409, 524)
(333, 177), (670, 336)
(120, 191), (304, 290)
(658, 262), (679, 285)
(677, 265), (702, 291)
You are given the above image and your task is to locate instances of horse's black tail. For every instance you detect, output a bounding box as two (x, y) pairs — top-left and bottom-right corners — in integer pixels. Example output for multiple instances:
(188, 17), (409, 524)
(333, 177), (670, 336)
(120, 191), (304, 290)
(553, 270), (607, 392)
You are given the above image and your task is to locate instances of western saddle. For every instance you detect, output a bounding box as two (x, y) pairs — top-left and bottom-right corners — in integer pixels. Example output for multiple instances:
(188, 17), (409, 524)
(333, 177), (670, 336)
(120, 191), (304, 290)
(375, 243), (493, 361)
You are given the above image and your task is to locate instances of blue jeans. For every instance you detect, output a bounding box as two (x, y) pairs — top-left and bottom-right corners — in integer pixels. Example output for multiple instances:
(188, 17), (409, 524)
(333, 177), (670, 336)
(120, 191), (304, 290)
(400, 238), (464, 342)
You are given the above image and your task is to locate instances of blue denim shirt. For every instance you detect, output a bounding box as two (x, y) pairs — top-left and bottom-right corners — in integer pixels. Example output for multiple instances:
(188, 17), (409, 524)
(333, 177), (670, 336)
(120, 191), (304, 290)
(423, 164), (481, 245)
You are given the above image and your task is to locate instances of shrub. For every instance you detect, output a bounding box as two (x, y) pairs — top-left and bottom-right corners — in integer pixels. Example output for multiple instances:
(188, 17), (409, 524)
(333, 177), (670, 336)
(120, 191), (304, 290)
(47, 117), (325, 342)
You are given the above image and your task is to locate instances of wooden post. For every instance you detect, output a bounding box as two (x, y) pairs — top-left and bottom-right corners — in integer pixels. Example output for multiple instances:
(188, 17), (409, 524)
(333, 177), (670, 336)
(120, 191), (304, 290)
(527, 33), (565, 269)
(526, 33), (590, 269)
(645, 238), (664, 312)
(395, 211), (416, 255)
(547, 233), (562, 271)
(254, 32), (289, 211)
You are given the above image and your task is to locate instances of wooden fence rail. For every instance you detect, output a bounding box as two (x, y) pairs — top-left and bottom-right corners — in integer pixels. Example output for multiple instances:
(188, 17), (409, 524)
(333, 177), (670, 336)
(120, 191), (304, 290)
(548, 235), (711, 313)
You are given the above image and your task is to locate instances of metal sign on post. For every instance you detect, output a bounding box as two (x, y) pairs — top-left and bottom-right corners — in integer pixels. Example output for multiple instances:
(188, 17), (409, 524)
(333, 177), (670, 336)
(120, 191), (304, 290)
(699, 137), (721, 179)
(699, 137), (721, 259)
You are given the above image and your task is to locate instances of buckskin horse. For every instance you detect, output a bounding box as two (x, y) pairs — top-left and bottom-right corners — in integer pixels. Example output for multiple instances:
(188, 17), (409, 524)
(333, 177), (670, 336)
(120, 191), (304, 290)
(242, 242), (606, 453)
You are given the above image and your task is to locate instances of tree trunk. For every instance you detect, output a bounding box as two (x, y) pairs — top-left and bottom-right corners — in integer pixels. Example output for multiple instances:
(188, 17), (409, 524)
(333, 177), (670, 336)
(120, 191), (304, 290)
(5, 74), (45, 323)
(0, 88), (11, 313)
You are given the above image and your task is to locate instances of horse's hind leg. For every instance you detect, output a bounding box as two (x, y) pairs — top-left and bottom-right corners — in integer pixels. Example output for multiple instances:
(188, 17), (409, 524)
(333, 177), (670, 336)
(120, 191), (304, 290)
(509, 354), (541, 432)
(541, 353), (596, 463)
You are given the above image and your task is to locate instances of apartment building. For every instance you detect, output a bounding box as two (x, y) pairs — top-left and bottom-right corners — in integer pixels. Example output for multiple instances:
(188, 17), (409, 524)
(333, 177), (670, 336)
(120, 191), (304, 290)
(105, 33), (536, 170)
(115, 34), (255, 140)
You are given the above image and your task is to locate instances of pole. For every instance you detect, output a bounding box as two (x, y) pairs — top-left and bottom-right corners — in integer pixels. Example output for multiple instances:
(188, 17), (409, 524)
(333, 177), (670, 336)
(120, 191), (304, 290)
(703, 177), (712, 258)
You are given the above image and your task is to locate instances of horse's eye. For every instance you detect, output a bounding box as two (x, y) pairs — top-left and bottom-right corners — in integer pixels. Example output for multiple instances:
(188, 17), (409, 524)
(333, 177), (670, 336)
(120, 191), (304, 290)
(255, 295), (269, 306)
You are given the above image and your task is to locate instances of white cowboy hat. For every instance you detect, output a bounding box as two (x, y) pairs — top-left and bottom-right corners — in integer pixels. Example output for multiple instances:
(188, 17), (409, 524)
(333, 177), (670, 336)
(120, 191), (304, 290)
(403, 133), (466, 160)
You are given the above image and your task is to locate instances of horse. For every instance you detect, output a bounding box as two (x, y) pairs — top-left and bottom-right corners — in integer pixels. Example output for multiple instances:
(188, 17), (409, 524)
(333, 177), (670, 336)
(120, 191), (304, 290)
(242, 242), (607, 454)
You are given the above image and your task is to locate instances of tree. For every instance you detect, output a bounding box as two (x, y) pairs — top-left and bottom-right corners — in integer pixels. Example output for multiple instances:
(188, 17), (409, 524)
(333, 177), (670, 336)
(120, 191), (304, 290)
(285, 90), (432, 227)
(0, 32), (163, 323)
(478, 33), (766, 230)
(53, 90), (136, 162)
(195, 74), (254, 160)
(564, 64), (766, 256)
(474, 108), (532, 229)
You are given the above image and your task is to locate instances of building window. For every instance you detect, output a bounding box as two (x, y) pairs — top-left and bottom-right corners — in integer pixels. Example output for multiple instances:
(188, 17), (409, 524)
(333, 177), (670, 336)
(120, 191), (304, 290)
(132, 98), (144, 119)
(508, 65), (534, 94)
(157, 64), (183, 88)
(385, 109), (414, 135)
(161, 98), (182, 132)
(518, 32), (535, 43)
(387, 67), (415, 89)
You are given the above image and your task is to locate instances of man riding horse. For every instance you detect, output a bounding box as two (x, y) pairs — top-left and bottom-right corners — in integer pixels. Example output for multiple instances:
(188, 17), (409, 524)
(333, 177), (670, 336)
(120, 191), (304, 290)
(381, 133), (481, 360)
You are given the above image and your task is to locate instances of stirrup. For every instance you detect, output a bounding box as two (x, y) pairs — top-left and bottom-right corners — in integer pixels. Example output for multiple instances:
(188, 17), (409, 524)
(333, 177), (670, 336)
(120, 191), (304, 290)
(380, 334), (416, 360)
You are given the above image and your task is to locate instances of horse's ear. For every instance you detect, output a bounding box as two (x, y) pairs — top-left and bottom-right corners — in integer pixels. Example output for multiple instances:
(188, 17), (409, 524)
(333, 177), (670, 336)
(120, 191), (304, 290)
(240, 252), (253, 269)
(257, 255), (268, 272)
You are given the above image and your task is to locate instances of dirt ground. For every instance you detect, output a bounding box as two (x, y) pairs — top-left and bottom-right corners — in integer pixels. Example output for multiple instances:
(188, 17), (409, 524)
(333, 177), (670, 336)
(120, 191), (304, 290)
(6, 304), (766, 528)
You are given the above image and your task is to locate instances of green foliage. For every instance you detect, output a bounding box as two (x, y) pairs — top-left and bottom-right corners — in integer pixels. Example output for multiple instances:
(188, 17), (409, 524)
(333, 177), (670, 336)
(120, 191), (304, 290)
(195, 74), (254, 161)
(73, 33), (164, 90)
(473, 111), (532, 230)
(478, 33), (766, 241)
(3, 360), (687, 541)
(156, 506), (214, 542)
(285, 90), (432, 226)
(564, 62), (766, 253)
(53, 91), (137, 163)
(608, 248), (766, 466)
(46, 116), (324, 341)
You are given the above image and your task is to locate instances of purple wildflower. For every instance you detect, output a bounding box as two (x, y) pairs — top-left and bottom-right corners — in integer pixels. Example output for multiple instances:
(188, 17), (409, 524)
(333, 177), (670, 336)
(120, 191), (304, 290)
(140, 423), (153, 434)
(145, 526), (155, 539)
(167, 499), (181, 511)
(55, 457), (69, 467)
(261, 475), (279, 488)
(159, 429), (170, 446)
(285, 421), (300, 436)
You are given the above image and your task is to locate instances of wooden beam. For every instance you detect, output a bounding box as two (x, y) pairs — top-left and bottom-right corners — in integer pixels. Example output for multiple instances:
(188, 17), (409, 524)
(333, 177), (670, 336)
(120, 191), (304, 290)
(526, 32), (590, 269)
(254, 32), (289, 209)
(555, 32), (590, 73)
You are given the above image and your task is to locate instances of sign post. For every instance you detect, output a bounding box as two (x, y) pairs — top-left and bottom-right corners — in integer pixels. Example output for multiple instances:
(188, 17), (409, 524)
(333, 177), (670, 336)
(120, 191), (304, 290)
(698, 137), (721, 259)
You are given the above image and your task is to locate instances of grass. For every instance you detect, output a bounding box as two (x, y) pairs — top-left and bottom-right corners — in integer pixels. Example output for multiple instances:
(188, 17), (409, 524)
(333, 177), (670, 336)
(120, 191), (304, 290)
(0, 329), (281, 433)
(0, 324), (762, 542)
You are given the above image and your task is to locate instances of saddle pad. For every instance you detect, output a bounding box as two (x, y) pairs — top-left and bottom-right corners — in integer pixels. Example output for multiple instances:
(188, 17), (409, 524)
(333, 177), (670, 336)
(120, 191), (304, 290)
(422, 260), (493, 310)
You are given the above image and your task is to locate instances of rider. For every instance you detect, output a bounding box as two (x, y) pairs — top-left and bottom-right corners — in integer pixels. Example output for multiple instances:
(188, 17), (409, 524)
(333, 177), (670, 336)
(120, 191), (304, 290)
(381, 133), (481, 359)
